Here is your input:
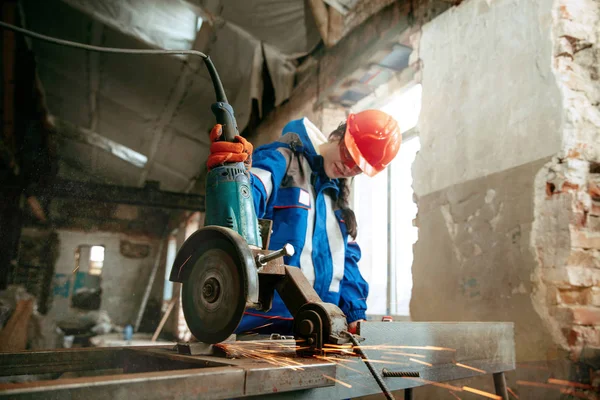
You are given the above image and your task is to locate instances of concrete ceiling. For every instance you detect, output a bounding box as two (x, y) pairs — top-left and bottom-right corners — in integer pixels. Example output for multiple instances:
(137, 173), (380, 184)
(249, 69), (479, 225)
(20, 0), (315, 192)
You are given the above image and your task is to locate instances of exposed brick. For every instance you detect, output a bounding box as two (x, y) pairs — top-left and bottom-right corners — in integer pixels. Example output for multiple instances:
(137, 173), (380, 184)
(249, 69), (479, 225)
(590, 181), (600, 200)
(567, 249), (600, 269)
(557, 306), (600, 326)
(544, 266), (600, 288)
(571, 230), (600, 249)
(589, 215), (600, 231)
(587, 288), (600, 307)
(558, 288), (590, 305)
(565, 325), (600, 348)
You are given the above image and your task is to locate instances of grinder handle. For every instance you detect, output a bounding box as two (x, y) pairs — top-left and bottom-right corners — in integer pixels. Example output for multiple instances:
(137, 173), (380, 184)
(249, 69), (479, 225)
(204, 56), (238, 142)
(210, 102), (238, 142)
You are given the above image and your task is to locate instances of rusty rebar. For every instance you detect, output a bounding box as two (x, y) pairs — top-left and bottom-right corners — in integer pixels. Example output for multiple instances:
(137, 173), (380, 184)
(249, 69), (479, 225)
(343, 331), (394, 400)
(381, 369), (420, 378)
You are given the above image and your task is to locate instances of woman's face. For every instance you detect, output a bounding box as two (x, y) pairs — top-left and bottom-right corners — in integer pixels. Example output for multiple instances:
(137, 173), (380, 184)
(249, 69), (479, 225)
(320, 140), (362, 179)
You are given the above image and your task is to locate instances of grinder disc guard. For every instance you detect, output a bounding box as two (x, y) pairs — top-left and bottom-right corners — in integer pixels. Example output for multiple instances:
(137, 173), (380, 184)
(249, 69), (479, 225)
(178, 226), (258, 343)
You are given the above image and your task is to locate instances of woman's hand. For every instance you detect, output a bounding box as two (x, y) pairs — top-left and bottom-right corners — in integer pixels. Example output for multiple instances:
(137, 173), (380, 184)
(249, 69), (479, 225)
(207, 124), (253, 170)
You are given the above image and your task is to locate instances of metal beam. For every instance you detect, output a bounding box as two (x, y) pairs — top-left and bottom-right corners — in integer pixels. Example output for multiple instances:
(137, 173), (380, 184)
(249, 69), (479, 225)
(34, 178), (205, 211)
(0, 323), (515, 400)
(52, 116), (148, 168)
(249, 322), (516, 399)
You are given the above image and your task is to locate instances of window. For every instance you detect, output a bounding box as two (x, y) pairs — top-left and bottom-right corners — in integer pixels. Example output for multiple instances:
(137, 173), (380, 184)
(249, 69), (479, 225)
(163, 236), (177, 302)
(352, 84), (422, 317)
(89, 245), (105, 276)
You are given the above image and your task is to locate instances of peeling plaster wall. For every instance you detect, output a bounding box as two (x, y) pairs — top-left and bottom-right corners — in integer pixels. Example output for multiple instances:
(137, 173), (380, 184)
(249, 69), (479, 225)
(411, 0), (600, 396)
(412, 0), (564, 367)
(413, 0), (562, 197)
(50, 230), (162, 327)
(412, 159), (557, 360)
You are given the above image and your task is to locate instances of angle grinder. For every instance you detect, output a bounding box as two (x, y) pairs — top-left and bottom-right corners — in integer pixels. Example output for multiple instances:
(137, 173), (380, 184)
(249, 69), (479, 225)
(169, 58), (350, 349)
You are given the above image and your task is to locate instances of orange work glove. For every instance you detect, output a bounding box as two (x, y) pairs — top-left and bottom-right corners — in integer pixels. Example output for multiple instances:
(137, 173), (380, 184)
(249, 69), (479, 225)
(207, 124), (253, 170)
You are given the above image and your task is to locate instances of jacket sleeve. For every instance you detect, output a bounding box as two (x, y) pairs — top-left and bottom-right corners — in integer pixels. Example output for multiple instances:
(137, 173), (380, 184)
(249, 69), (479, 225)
(338, 241), (369, 323)
(249, 146), (289, 218)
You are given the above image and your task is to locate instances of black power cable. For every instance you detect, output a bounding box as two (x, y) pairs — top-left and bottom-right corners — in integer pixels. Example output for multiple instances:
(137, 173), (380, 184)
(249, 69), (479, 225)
(0, 21), (208, 59)
(0, 20), (231, 134)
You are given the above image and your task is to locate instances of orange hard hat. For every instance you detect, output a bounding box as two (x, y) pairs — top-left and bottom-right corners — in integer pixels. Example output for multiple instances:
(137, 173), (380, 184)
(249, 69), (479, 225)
(342, 110), (401, 177)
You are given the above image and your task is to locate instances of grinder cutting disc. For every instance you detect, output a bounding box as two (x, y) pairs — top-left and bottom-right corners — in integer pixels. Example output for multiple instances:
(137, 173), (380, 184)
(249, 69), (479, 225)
(179, 226), (258, 343)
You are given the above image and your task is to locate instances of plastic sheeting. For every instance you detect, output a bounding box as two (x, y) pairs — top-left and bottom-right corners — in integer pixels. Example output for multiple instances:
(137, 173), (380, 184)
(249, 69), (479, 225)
(20, 0), (313, 191)
(195, 0), (321, 57)
(61, 0), (199, 50)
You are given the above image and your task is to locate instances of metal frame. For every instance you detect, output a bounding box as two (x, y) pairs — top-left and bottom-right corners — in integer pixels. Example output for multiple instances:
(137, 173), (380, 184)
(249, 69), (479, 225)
(0, 322), (514, 400)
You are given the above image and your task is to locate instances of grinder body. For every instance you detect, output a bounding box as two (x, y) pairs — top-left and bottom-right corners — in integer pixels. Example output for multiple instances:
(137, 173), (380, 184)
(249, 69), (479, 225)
(204, 92), (262, 248)
(205, 161), (262, 247)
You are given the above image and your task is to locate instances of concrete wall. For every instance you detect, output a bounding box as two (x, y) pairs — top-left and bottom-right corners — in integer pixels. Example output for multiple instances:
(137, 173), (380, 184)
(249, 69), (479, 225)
(410, 0), (587, 397)
(413, 0), (562, 196)
(49, 230), (162, 327)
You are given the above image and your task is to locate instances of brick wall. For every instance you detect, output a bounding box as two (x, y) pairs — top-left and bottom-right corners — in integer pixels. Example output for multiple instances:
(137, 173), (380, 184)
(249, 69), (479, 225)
(532, 0), (600, 358)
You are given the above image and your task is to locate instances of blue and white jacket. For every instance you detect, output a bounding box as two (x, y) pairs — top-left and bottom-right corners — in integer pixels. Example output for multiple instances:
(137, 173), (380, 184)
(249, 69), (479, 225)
(235, 118), (369, 334)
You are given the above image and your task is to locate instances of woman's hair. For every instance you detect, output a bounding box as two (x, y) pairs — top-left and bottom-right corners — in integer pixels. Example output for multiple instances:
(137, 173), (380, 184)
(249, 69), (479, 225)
(328, 123), (358, 239)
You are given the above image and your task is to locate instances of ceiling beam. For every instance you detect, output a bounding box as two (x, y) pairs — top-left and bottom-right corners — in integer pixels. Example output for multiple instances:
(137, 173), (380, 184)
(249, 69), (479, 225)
(52, 116), (148, 168)
(87, 19), (103, 171)
(33, 178), (205, 211)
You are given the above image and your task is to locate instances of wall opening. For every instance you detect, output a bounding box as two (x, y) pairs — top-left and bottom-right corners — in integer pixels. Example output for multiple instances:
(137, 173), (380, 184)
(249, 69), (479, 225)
(352, 84), (421, 318)
(163, 235), (177, 303)
(89, 245), (105, 276)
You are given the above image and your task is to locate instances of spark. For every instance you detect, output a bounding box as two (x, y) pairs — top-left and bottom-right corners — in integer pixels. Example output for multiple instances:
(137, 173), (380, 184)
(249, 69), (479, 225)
(314, 356), (364, 374)
(323, 374), (352, 388)
(462, 386), (501, 399)
(449, 391), (463, 400)
(176, 254), (193, 278)
(410, 358), (433, 367)
(507, 388), (519, 399)
(386, 351), (427, 358)
(360, 359), (411, 366)
(247, 322), (273, 332)
(214, 342), (305, 370)
(324, 343), (353, 349)
(547, 378), (593, 390)
(454, 362), (486, 374)
(518, 380), (592, 399)
(356, 345), (455, 352)
(317, 356), (359, 363)
(404, 377), (462, 391)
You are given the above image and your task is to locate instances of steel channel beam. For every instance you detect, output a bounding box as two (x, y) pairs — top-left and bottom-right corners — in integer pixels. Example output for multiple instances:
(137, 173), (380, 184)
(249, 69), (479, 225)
(33, 179), (205, 211)
(0, 367), (245, 400)
(0, 323), (514, 400)
(0, 347), (125, 377)
(246, 321), (515, 399)
(0, 348), (335, 399)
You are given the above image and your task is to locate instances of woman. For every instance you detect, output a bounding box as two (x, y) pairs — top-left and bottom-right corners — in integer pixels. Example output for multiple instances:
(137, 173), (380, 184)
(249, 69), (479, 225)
(207, 110), (401, 334)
